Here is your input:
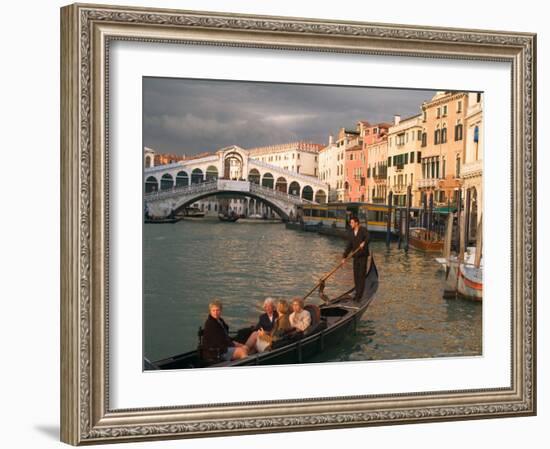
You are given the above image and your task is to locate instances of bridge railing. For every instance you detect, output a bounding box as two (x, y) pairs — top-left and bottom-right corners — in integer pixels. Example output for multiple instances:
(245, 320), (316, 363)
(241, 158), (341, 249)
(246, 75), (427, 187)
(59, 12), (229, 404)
(144, 178), (318, 205)
(248, 159), (328, 188)
(250, 183), (317, 205)
(144, 180), (218, 201)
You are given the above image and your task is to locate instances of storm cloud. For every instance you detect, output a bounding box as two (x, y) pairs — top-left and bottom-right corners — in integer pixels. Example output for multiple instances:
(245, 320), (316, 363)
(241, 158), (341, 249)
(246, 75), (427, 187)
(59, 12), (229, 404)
(143, 77), (437, 155)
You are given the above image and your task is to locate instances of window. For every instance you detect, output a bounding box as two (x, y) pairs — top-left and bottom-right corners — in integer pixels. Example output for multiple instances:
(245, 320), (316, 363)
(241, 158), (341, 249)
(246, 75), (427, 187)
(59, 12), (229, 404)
(474, 126), (480, 143)
(443, 105), (448, 116)
(421, 132), (427, 147)
(442, 158), (446, 178)
(477, 92), (481, 103)
(457, 100), (462, 113)
(441, 127), (447, 143)
(417, 130), (422, 140)
(387, 156), (392, 167)
(456, 156), (461, 177)
(410, 152), (415, 163)
(417, 151), (421, 162)
(455, 124), (463, 141)
(437, 107), (441, 118)
(434, 129), (441, 144)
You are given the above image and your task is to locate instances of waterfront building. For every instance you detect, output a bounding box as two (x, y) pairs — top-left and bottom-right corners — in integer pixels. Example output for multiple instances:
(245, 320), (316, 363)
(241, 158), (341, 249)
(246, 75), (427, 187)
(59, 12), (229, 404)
(364, 123), (390, 203)
(461, 92), (483, 238)
(343, 122), (366, 202)
(247, 141), (323, 178)
(331, 127), (361, 202)
(387, 114), (423, 207)
(417, 91), (469, 208)
(318, 135), (340, 202)
(154, 152), (186, 166)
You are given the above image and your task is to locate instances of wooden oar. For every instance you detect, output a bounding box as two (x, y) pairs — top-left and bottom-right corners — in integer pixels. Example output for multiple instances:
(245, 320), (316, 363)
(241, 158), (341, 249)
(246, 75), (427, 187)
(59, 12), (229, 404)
(302, 245), (363, 301)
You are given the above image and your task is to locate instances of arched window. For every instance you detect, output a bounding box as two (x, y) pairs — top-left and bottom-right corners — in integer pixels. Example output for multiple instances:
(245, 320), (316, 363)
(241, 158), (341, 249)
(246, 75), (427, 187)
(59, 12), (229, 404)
(160, 173), (174, 190)
(302, 186), (314, 201)
(145, 176), (158, 193)
(455, 121), (463, 141)
(191, 168), (204, 184)
(176, 171), (189, 187)
(474, 125), (479, 143)
(248, 168), (260, 184)
(314, 190), (327, 204)
(421, 132), (427, 147)
(261, 173), (274, 189)
(275, 177), (287, 193)
(145, 155), (152, 168)
(434, 129), (441, 145)
(288, 181), (300, 197)
(441, 126), (447, 143)
(205, 165), (218, 181)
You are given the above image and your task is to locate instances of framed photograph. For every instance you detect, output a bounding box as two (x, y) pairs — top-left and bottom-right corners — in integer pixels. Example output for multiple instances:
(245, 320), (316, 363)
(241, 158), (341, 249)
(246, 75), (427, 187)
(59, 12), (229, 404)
(60, 3), (536, 445)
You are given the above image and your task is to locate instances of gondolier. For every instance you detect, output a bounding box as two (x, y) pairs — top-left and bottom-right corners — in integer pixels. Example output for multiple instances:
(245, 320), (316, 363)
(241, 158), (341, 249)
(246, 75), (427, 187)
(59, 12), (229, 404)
(342, 216), (370, 302)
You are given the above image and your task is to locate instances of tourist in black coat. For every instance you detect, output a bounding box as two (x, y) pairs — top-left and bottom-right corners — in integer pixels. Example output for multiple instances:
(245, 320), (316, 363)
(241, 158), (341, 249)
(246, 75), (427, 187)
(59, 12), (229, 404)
(202, 300), (248, 361)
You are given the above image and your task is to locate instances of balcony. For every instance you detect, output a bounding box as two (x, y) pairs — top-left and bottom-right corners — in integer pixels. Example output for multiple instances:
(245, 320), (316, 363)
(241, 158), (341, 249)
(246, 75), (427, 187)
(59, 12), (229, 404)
(460, 160), (483, 178)
(418, 178), (439, 188)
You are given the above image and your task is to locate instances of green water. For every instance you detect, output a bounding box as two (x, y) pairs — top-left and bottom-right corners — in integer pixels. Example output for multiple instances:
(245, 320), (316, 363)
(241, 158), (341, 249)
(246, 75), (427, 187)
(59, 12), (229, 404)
(143, 220), (481, 363)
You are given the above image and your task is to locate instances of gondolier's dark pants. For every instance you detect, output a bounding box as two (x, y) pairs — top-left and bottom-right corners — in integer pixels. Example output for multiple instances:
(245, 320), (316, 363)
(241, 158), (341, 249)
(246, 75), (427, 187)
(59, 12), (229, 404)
(353, 255), (368, 301)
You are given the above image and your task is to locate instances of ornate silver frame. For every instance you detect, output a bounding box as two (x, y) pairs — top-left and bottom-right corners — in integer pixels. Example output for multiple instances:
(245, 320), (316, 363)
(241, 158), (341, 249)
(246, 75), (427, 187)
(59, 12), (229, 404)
(60, 3), (536, 445)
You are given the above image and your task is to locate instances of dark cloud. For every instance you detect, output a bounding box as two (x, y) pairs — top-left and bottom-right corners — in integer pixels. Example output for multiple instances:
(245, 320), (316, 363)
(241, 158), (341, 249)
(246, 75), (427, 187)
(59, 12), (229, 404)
(143, 77), (437, 155)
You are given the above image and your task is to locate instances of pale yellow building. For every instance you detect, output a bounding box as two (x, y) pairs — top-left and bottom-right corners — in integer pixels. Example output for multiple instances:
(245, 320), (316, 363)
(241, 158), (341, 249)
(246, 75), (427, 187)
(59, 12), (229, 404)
(387, 114), (424, 207)
(418, 91), (469, 208)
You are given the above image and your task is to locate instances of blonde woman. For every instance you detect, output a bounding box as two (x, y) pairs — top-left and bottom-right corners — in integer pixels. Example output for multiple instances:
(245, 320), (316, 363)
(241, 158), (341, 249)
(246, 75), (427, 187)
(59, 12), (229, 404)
(255, 300), (293, 352)
(289, 297), (311, 332)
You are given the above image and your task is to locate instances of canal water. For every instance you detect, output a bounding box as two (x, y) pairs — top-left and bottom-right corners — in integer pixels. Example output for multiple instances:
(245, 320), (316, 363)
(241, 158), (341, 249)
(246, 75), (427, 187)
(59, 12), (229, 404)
(143, 220), (482, 364)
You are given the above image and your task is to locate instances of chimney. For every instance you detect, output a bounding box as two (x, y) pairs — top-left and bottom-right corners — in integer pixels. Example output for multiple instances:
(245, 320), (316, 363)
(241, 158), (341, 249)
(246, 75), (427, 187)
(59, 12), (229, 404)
(328, 134), (333, 145)
(394, 115), (401, 126)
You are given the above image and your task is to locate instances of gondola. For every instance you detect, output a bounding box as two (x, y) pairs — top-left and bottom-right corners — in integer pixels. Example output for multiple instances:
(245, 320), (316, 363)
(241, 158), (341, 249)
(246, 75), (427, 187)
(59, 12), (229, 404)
(145, 257), (379, 370)
(218, 213), (240, 222)
(144, 216), (182, 224)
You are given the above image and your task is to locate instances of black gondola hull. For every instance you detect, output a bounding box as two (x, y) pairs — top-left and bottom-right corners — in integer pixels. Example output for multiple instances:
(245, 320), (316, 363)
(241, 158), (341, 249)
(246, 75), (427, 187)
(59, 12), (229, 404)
(149, 258), (378, 370)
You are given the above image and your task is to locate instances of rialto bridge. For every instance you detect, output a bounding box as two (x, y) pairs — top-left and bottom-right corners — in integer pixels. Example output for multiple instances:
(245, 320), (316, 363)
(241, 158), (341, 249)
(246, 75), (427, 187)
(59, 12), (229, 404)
(144, 145), (329, 220)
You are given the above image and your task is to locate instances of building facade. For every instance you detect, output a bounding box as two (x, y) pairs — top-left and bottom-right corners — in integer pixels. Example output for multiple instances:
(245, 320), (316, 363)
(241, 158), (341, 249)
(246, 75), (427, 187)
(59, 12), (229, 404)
(364, 123), (389, 203)
(418, 91), (469, 208)
(344, 122), (367, 202)
(248, 141), (323, 178)
(387, 114), (423, 207)
(461, 92), (483, 238)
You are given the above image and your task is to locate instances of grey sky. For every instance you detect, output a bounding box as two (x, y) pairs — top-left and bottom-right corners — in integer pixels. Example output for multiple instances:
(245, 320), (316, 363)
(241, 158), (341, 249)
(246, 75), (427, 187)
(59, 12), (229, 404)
(143, 77), (437, 155)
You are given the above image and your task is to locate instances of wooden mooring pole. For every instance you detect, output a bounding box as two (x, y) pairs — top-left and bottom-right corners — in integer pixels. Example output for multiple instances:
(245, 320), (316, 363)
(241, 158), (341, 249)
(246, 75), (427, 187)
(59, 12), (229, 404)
(386, 191), (393, 248)
(404, 185), (412, 252)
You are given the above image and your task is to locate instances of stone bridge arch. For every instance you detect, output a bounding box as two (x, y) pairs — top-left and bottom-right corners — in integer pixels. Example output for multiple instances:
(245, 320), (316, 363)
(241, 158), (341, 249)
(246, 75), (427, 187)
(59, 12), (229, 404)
(173, 191), (290, 220)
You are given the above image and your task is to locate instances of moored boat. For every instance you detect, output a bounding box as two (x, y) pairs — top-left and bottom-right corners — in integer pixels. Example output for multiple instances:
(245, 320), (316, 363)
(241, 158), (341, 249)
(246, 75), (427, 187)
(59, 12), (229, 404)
(146, 257), (379, 370)
(408, 227), (444, 253)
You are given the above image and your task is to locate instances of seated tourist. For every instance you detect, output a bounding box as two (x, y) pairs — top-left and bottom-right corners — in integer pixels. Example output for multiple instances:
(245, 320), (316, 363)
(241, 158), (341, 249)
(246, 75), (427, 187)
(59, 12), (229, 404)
(289, 297), (311, 332)
(255, 299), (293, 353)
(202, 300), (248, 362)
(245, 297), (278, 351)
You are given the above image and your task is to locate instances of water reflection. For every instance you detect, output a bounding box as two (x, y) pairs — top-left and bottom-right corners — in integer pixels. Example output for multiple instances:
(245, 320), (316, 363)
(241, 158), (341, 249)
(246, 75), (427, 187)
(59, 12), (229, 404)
(144, 221), (482, 363)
